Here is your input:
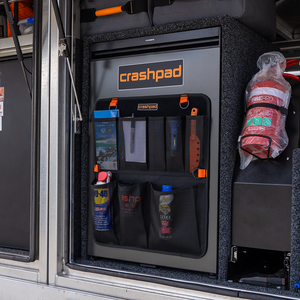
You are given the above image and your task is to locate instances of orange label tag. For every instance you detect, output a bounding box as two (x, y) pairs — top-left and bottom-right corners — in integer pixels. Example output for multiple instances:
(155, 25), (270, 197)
(138, 103), (158, 111)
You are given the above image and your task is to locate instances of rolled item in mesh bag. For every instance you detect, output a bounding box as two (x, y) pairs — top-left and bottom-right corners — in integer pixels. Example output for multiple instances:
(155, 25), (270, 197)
(239, 51), (291, 170)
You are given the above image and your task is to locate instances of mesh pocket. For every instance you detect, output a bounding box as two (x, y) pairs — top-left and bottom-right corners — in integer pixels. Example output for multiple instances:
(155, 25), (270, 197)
(166, 116), (184, 172)
(118, 182), (148, 248)
(148, 184), (201, 256)
(94, 117), (118, 170)
(148, 116), (166, 171)
(119, 117), (147, 171)
(92, 181), (119, 245)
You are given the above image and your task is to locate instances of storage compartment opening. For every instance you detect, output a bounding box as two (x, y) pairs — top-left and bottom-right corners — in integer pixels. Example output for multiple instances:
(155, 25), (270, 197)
(228, 247), (290, 290)
(0, 0), (34, 39)
(229, 77), (300, 292)
(72, 15), (286, 297)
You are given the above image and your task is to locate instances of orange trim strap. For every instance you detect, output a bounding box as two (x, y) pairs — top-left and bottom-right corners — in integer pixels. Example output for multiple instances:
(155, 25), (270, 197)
(110, 98), (118, 108)
(94, 164), (99, 173)
(191, 107), (198, 116)
(130, 1), (133, 13)
(180, 94), (188, 104)
(179, 94), (189, 109)
(198, 169), (207, 178)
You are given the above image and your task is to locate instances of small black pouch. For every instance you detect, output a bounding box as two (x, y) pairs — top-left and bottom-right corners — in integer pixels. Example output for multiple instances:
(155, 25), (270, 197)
(119, 117), (147, 171)
(148, 116), (166, 171)
(118, 182), (148, 248)
(148, 183), (202, 257)
(166, 116), (184, 172)
(185, 115), (206, 173)
(92, 181), (119, 245)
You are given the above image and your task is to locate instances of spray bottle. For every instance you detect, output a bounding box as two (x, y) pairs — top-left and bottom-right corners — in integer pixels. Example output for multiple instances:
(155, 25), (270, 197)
(159, 185), (173, 239)
(93, 171), (113, 231)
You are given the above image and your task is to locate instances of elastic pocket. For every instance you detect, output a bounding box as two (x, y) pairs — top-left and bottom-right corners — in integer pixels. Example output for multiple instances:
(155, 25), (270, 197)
(92, 181), (119, 245)
(148, 116), (166, 171)
(185, 115), (206, 173)
(148, 184), (202, 257)
(119, 117), (147, 171)
(118, 182), (148, 248)
(166, 116), (184, 172)
(94, 117), (118, 170)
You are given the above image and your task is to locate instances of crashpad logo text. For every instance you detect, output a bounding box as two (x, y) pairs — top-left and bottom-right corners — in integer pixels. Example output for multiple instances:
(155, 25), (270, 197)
(118, 60), (183, 90)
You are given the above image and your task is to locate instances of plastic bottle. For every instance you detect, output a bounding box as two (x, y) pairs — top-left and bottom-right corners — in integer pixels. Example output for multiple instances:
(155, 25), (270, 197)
(17, 17), (34, 35)
(159, 185), (173, 239)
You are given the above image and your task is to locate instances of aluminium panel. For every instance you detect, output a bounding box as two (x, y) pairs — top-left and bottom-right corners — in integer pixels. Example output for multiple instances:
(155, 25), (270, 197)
(88, 45), (220, 273)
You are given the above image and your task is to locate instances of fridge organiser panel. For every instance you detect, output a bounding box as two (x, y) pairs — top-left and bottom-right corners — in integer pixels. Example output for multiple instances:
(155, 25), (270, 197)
(89, 94), (211, 260)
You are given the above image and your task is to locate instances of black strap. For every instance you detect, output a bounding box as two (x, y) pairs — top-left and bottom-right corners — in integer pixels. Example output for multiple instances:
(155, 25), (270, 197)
(81, 1), (148, 22)
(13, 2), (21, 36)
(247, 103), (288, 115)
(14, 2), (18, 23)
(51, 0), (70, 58)
(154, 0), (175, 7)
(122, 0), (148, 14)
(80, 8), (97, 23)
(240, 134), (272, 160)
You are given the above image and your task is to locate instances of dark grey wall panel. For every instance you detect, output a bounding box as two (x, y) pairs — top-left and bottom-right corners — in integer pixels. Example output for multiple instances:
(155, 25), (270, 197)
(232, 183), (292, 251)
(0, 58), (32, 250)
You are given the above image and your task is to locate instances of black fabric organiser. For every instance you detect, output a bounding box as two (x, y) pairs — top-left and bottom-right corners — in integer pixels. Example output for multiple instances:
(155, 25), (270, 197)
(89, 94), (210, 258)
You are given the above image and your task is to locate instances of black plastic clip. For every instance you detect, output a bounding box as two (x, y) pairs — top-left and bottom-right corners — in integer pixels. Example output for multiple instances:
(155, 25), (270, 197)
(239, 134), (272, 160)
